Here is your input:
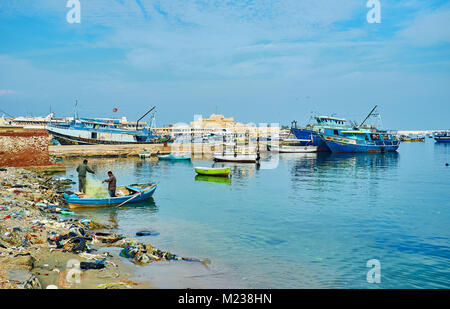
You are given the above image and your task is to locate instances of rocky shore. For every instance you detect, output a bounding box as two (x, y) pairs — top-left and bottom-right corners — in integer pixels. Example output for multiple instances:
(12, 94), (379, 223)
(0, 167), (208, 289)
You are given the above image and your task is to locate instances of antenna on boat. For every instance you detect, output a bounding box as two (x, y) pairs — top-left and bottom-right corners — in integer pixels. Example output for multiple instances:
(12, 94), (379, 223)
(358, 105), (378, 128)
(74, 100), (79, 120)
(136, 106), (156, 130)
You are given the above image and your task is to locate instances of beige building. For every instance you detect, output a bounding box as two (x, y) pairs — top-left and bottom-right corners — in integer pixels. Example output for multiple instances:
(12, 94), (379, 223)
(156, 114), (279, 139)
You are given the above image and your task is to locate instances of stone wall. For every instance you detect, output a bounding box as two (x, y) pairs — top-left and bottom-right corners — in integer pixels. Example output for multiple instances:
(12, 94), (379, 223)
(0, 129), (52, 167)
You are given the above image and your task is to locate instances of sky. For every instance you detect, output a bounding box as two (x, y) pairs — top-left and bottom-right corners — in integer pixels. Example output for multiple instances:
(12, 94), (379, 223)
(0, 0), (449, 129)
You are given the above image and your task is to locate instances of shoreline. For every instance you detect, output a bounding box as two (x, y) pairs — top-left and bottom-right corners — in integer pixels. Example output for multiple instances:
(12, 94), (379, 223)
(0, 167), (156, 289)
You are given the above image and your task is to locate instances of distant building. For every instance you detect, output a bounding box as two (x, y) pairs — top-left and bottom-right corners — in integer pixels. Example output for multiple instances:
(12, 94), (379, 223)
(156, 114), (279, 140)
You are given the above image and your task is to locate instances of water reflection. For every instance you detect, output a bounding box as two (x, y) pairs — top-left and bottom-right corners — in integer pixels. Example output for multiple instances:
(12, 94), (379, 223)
(73, 198), (159, 227)
(195, 175), (231, 185)
(212, 161), (258, 179)
(288, 152), (400, 177)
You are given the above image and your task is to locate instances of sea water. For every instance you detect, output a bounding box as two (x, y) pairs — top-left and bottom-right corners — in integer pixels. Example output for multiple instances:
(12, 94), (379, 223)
(62, 140), (450, 288)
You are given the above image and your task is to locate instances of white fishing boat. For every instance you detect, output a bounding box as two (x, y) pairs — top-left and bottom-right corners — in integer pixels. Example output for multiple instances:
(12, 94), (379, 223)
(213, 153), (258, 163)
(267, 145), (317, 153)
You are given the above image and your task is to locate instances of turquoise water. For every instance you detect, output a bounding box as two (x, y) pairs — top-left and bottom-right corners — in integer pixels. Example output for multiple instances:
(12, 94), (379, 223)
(62, 140), (450, 288)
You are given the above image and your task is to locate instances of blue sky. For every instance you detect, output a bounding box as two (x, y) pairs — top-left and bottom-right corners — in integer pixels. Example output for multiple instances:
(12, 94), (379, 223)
(0, 0), (449, 129)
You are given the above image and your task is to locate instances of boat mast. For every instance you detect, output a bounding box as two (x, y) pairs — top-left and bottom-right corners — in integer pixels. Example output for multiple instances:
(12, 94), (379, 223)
(136, 106), (156, 130)
(358, 105), (378, 129)
(73, 100), (80, 120)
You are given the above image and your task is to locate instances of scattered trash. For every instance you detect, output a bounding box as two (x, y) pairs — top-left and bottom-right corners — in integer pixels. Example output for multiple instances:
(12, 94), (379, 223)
(0, 167), (209, 289)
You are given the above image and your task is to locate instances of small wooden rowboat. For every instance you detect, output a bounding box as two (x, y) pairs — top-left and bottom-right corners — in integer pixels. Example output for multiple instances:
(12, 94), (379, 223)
(64, 183), (157, 209)
(194, 167), (231, 177)
(138, 151), (152, 159)
(213, 153), (258, 163)
(158, 153), (191, 160)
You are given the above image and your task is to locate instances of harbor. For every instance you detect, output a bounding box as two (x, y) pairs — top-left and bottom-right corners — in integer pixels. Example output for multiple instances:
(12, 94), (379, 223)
(46, 140), (450, 288)
(1, 107), (449, 289)
(1, 1), (450, 295)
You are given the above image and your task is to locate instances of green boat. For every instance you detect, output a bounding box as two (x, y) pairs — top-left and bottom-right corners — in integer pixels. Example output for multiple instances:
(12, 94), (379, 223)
(194, 166), (231, 177)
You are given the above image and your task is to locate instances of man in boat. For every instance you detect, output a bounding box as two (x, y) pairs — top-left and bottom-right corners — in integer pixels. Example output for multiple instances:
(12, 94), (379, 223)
(76, 159), (95, 193)
(102, 171), (117, 197)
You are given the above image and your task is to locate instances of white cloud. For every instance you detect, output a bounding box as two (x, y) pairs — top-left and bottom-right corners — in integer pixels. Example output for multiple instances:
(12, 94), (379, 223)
(397, 9), (450, 46)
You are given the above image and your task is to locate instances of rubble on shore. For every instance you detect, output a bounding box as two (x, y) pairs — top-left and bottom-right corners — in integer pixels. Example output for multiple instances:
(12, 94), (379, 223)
(0, 167), (209, 289)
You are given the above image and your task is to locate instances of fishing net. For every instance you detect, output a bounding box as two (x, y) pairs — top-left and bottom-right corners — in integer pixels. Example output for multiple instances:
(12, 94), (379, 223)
(85, 176), (110, 198)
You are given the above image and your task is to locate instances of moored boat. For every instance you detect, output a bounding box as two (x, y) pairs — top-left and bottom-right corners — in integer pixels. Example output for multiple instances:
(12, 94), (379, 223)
(138, 150), (153, 158)
(434, 131), (450, 143)
(267, 145), (317, 153)
(158, 153), (191, 160)
(47, 106), (159, 145)
(194, 167), (231, 177)
(213, 153), (258, 163)
(320, 130), (400, 153)
(399, 135), (425, 142)
(290, 116), (350, 152)
(64, 183), (157, 209)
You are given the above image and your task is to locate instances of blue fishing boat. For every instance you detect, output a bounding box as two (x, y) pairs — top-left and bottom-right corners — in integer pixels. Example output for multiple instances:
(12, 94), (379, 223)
(64, 183), (157, 209)
(47, 106), (160, 145)
(290, 116), (351, 152)
(158, 153), (191, 160)
(434, 131), (450, 143)
(320, 129), (400, 153)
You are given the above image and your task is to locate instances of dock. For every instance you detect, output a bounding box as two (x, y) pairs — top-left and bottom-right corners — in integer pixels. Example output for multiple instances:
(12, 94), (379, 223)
(49, 142), (270, 158)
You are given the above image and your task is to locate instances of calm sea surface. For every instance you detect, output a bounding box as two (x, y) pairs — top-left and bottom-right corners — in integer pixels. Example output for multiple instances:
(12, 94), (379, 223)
(62, 140), (450, 288)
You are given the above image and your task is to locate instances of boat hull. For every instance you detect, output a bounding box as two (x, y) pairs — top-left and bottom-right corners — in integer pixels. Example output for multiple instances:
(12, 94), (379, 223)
(194, 167), (231, 177)
(65, 186), (157, 209)
(213, 154), (257, 163)
(268, 145), (317, 153)
(434, 137), (450, 143)
(49, 130), (157, 145)
(321, 136), (400, 153)
(290, 128), (330, 152)
(158, 154), (191, 160)
(400, 138), (425, 142)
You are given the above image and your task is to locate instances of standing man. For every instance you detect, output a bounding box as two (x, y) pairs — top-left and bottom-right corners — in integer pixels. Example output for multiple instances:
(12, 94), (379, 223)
(76, 159), (95, 193)
(102, 171), (117, 197)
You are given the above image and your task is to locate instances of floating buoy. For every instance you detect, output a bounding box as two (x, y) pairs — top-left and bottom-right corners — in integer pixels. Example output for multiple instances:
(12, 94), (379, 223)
(113, 107), (118, 112)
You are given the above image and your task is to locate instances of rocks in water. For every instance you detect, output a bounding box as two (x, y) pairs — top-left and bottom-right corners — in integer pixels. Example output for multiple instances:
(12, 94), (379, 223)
(136, 230), (159, 237)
